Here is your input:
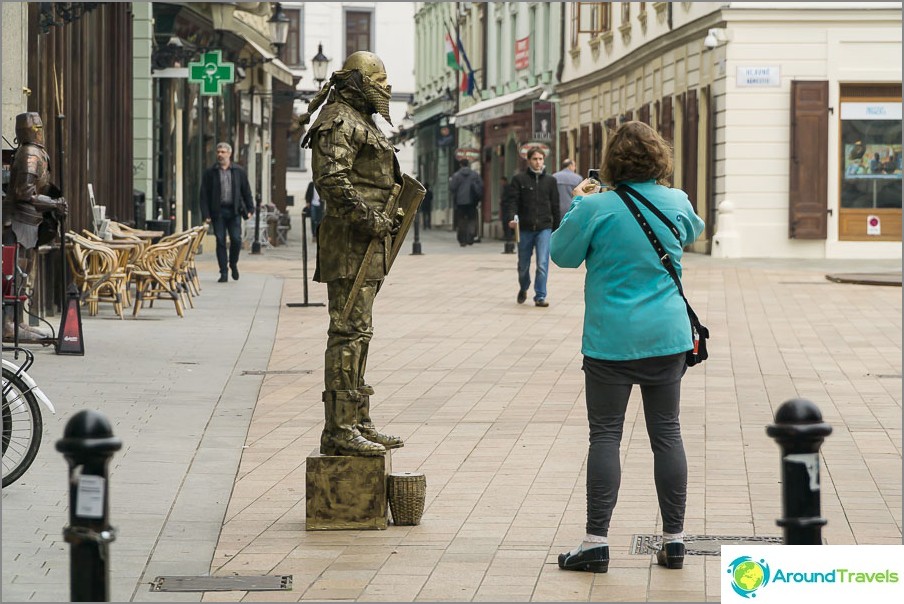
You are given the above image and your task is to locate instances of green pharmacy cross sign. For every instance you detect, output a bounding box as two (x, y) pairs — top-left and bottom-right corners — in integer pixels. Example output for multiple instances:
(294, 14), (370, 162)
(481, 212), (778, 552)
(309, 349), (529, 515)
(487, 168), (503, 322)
(188, 50), (234, 96)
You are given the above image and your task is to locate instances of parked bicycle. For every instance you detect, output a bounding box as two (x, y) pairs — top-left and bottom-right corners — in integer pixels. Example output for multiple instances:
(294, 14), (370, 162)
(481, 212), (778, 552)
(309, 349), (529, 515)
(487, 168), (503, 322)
(2, 346), (55, 487)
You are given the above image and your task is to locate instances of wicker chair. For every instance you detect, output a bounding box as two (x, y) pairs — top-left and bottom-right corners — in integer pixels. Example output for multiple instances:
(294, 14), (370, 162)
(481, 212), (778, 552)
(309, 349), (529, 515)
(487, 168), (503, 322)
(131, 234), (194, 318)
(65, 232), (128, 318)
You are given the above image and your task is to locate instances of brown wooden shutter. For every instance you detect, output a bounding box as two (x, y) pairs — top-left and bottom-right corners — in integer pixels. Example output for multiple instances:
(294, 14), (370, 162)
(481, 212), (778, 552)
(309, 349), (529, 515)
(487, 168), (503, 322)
(604, 117), (617, 133)
(659, 95), (673, 143)
(592, 122), (603, 169)
(789, 81), (829, 239)
(682, 89), (698, 211)
(559, 130), (569, 162)
(638, 103), (651, 125)
(578, 125), (591, 176)
(620, 110), (633, 124)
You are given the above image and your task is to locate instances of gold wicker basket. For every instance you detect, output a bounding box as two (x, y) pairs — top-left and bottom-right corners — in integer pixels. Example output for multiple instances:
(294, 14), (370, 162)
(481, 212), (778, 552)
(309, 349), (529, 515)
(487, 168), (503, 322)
(387, 472), (426, 526)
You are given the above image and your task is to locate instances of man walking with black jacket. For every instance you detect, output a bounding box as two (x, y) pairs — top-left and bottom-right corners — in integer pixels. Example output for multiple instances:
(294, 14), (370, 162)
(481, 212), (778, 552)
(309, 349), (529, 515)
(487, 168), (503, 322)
(200, 142), (255, 282)
(449, 159), (483, 246)
(502, 146), (559, 307)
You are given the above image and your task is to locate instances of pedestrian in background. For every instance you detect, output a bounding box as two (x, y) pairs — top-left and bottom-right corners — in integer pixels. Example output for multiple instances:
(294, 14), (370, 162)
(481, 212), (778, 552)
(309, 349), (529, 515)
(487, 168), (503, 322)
(449, 158), (483, 246)
(550, 121), (704, 574)
(420, 183), (433, 229)
(200, 142), (254, 282)
(503, 146), (559, 307)
(552, 158), (584, 217)
(305, 180), (324, 242)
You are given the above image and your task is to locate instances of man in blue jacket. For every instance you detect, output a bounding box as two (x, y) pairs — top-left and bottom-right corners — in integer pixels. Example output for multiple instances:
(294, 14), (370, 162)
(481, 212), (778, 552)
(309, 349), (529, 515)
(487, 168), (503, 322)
(200, 142), (255, 282)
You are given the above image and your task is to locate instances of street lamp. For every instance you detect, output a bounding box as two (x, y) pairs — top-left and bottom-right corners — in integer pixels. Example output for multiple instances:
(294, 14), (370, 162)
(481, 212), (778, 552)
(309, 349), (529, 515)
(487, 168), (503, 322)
(312, 43), (330, 85)
(268, 3), (290, 54)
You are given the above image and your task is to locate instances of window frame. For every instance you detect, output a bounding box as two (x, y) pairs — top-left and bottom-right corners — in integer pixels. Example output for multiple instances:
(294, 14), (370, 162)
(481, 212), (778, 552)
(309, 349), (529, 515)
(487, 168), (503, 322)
(572, 2), (612, 44)
(282, 6), (304, 68)
(343, 7), (375, 60)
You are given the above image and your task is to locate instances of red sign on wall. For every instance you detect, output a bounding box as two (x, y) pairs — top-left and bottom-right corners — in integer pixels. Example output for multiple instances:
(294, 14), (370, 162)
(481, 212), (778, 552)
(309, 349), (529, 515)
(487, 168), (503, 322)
(515, 37), (530, 71)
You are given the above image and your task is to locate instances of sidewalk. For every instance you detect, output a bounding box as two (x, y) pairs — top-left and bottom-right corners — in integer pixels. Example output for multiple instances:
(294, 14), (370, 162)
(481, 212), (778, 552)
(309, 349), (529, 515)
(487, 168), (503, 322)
(2, 225), (901, 602)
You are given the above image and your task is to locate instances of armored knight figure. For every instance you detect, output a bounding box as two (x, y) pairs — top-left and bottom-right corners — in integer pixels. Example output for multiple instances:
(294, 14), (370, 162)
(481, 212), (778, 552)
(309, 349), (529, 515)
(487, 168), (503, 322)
(299, 51), (421, 457)
(3, 112), (67, 249)
(2, 112), (67, 342)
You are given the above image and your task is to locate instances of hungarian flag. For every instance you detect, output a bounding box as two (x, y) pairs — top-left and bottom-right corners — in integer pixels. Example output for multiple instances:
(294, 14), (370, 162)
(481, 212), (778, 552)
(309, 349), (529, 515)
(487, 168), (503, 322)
(445, 32), (461, 71)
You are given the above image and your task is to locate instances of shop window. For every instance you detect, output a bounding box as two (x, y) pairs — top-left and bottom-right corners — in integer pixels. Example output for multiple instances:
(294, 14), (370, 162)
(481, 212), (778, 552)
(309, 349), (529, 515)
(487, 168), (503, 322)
(836, 83), (902, 241)
(839, 101), (902, 209)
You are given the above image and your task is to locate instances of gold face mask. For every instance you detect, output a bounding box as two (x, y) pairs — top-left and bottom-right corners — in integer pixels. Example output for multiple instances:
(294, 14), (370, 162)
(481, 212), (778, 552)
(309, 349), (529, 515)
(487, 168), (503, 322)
(362, 73), (392, 124)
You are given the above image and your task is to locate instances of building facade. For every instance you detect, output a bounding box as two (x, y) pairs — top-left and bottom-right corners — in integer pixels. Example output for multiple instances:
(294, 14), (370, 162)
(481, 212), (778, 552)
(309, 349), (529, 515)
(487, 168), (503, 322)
(559, 1), (902, 258)
(413, 1), (564, 237)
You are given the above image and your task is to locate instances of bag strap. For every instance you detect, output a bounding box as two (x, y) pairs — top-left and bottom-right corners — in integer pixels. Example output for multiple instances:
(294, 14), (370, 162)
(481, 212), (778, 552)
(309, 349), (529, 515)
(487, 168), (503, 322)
(614, 186), (702, 325)
(620, 184), (681, 242)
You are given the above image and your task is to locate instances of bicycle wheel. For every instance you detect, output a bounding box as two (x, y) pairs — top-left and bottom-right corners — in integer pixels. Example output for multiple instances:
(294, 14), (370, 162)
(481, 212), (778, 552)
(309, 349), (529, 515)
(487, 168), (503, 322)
(2, 366), (43, 487)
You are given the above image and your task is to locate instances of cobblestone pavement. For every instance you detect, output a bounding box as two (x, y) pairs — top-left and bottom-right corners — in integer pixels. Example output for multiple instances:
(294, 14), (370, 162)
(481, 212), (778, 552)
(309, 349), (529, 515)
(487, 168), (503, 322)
(2, 225), (901, 602)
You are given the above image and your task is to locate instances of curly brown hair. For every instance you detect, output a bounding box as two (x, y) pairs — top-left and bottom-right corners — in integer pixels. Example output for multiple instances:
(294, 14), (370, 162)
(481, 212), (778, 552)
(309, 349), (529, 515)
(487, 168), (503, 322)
(600, 121), (673, 186)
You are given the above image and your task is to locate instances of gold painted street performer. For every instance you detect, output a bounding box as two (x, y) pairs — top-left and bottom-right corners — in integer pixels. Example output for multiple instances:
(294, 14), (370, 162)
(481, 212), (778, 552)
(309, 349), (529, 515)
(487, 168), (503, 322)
(2, 112), (68, 341)
(297, 51), (424, 457)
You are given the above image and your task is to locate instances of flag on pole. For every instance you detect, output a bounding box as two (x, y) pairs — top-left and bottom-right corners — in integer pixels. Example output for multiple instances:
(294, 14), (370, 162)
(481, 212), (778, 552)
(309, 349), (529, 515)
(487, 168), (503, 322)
(457, 36), (476, 96)
(445, 32), (461, 71)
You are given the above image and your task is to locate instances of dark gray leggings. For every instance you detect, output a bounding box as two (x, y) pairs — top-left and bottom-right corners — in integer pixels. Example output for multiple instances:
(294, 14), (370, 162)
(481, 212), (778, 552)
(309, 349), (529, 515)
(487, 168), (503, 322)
(583, 357), (687, 537)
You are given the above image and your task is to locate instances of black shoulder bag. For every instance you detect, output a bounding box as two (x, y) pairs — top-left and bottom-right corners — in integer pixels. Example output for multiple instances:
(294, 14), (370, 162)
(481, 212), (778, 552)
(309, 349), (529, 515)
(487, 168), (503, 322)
(615, 185), (709, 367)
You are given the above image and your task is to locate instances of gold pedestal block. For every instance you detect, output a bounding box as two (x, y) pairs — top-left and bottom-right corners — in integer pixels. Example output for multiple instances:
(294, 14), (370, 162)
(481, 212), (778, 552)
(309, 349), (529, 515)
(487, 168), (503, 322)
(305, 448), (391, 530)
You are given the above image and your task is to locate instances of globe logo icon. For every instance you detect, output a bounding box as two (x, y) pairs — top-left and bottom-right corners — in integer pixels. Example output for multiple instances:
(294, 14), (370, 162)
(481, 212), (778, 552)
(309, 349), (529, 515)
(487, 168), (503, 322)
(727, 556), (771, 598)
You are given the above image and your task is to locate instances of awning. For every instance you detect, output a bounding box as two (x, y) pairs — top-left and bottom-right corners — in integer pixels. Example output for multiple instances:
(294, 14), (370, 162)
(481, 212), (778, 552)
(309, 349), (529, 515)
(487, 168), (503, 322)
(241, 35), (294, 86)
(454, 86), (543, 127)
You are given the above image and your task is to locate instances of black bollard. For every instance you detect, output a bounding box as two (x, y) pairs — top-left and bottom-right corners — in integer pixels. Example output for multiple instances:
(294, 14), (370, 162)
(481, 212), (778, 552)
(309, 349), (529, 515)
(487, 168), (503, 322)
(56, 410), (122, 602)
(285, 210), (324, 308)
(765, 398), (832, 545)
(251, 193), (262, 254)
(411, 211), (423, 255)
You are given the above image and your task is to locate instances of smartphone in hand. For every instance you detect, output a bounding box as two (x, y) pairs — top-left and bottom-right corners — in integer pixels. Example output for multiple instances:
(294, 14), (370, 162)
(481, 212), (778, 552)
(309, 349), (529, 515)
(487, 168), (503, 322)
(588, 169), (601, 183)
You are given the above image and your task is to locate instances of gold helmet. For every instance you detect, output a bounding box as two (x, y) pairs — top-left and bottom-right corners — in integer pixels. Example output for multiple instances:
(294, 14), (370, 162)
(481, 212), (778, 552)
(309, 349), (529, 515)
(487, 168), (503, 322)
(342, 51), (386, 80)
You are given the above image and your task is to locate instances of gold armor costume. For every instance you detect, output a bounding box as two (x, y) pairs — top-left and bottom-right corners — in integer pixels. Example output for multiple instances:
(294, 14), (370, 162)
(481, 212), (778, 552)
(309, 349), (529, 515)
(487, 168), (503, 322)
(300, 52), (406, 457)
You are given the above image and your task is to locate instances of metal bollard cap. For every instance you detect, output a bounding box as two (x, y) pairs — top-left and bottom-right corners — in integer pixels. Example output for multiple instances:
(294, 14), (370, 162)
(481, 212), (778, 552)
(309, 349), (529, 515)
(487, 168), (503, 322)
(55, 410), (122, 456)
(766, 399), (833, 442)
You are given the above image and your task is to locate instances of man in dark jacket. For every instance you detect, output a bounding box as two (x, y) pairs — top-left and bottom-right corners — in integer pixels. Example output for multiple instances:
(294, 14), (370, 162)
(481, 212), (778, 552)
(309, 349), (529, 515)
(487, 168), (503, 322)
(502, 146), (559, 307)
(449, 159), (483, 246)
(200, 142), (255, 282)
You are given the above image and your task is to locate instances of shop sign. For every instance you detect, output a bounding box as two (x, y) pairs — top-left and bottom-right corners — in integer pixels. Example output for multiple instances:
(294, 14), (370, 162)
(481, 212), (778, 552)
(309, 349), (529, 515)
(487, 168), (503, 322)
(840, 102), (902, 121)
(515, 37), (530, 71)
(867, 215), (881, 236)
(736, 66), (780, 87)
(518, 141), (550, 159)
(188, 50), (234, 96)
(532, 101), (553, 141)
(455, 147), (481, 162)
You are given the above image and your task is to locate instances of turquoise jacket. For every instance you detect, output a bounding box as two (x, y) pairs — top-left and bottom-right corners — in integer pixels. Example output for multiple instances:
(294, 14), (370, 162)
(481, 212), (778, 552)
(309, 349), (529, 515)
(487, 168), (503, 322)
(550, 180), (705, 361)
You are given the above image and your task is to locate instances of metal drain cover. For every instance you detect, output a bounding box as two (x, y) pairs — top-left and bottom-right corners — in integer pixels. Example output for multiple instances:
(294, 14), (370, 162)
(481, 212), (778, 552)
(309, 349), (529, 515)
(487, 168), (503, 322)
(241, 369), (313, 376)
(630, 534), (783, 556)
(150, 575), (292, 592)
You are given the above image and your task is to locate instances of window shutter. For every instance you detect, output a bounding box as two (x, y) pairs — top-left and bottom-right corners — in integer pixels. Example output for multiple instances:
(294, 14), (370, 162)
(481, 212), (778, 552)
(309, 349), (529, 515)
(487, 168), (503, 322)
(789, 81), (829, 239)
(559, 130), (569, 163)
(659, 95), (673, 143)
(578, 125), (591, 177)
(638, 103), (651, 125)
(592, 122), (603, 168)
(682, 89), (699, 212)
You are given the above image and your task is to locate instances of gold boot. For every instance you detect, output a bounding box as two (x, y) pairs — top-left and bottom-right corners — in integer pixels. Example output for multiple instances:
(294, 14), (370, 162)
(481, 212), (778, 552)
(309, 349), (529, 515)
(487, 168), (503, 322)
(320, 390), (386, 456)
(356, 385), (404, 449)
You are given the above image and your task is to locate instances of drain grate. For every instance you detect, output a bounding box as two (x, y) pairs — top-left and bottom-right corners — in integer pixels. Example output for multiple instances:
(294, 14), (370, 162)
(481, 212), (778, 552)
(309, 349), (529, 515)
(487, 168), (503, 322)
(630, 534), (783, 556)
(241, 369), (313, 376)
(150, 575), (292, 592)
